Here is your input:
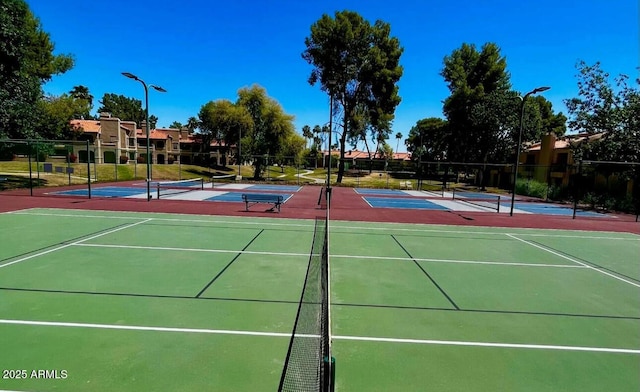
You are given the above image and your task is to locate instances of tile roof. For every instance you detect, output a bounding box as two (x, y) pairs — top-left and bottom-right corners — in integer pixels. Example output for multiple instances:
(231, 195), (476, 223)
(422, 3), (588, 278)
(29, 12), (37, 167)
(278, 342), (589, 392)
(526, 133), (606, 151)
(70, 120), (100, 133)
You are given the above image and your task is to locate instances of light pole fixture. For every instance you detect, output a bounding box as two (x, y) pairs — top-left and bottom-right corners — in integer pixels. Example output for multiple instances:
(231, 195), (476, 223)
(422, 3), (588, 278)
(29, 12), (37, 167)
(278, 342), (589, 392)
(510, 86), (550, 216)
(122, 72), (166, 201)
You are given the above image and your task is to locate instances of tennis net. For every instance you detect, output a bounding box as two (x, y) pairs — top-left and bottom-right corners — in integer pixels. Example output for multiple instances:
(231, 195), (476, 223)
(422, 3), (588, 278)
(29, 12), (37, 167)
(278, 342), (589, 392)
(155, 178), (204, 199)
(451, 187), (502, 212)
(278, 216), (333, 392)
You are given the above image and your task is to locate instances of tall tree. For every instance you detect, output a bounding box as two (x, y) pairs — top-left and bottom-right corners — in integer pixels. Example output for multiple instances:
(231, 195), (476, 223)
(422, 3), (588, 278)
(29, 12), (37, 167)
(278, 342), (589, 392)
(0, 0), (74, 138)
(36, 93), (93, 139)
(96, 93), (145, 124)
(149, 115), (158, 130)
(235, 85), (297, 179)
(302, 125), (313, 148)
(303, 10), (403, 182)
(406, 117), (449, 162)
(69, 85), (93, 107)
(532, 95), (567, 138)
(441, 42), (511, 162)
(186, 116), (200, 133)
(565, 61), (639, 163)
(198, 99), (252, 160)
(395, 132), (403, 155)
(169, 121), (183, 129)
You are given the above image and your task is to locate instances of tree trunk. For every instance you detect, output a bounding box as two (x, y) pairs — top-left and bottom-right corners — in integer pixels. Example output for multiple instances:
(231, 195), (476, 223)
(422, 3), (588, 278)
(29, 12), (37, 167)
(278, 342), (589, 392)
(253, 160), (262, 180)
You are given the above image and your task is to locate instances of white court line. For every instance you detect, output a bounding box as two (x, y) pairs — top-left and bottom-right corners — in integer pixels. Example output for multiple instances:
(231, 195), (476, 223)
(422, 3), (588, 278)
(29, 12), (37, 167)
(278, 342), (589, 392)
(72, 242), (583, 268)
(0, 219), (151, 269)
(506, 234), (640, 288)
(10, 210), (639, 240)
(12, 211), (315, 228)
(0, 318), (637, 355)
(74, 243), (310, 258)
(0, 319), (290, 337)
(332, 254), (585, 268)
(333, 335), (640, 354)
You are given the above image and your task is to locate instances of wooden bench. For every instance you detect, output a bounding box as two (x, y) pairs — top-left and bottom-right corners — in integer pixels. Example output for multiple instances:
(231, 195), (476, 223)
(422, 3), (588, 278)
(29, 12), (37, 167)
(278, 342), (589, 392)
(241, 193), (284, 212)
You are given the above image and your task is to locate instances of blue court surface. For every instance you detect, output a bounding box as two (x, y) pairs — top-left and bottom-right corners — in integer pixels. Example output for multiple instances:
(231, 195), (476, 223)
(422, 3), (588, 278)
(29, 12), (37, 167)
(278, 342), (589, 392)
(51, 187), (146, 198)
(364, 197), (449, 210)
(514, 202), (603, 217)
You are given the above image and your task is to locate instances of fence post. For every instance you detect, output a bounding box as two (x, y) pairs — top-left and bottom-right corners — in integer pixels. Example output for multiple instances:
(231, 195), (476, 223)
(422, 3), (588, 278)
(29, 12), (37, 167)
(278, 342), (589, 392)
(86, 140), (92, 199)
(35, 141), (40, 182)
(572, 161), (581, 219)
(27, 140), (33, 196)
(93, 147), (97, 183)
(67, 145), (72, 185)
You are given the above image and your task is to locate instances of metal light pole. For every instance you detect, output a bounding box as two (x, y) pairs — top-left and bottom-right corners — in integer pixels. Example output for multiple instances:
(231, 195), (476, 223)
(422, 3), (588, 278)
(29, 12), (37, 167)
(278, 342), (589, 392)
(326, 80), (336, 209)
(122, 72), (166, 201)
(510, 86), (550, 216)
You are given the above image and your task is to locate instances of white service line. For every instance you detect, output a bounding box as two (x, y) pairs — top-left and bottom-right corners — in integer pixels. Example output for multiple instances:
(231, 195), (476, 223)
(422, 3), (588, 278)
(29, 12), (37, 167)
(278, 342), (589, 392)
(0, 319), (291, 337)
(12, 211), (315, 228)
(333, 335), (640, 354)
(72, 243), (582, 268)
(332, 254), (586, 268)
(506, 233), (640, 288)
(74, 243), (310, 258)
(0, 318), (637, 355)
(0, 219), (151, 269)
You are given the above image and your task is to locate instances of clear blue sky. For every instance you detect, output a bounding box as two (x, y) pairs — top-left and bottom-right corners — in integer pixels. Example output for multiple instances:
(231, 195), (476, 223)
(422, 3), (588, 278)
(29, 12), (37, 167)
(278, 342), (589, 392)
(28, 0), (638, 152)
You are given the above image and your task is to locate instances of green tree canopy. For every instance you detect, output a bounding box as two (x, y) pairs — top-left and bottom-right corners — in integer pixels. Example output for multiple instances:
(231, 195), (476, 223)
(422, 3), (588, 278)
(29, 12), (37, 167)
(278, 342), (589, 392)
(565, 61), (639, 163)
(96, 93), (146, 125)
(406, 117), (449, 162)
(441, 42), (511, 162)
(236, 85), (297, 179)
(0, 0), (74, 138)
(197, 85), (298, 179)
(198, 98), (253, 158)
(303, 10), (403, 182)
(69, 85), (93, 115)
(35, 93), (92, 139)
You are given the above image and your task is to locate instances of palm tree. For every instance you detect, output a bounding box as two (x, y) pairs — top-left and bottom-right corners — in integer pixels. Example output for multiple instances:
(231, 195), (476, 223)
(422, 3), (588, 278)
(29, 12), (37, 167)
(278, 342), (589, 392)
(302, 125), (313, 148)
(70, 85), (93, 107)
(186, 116), (200, 132)
(395, 132), (403, 158)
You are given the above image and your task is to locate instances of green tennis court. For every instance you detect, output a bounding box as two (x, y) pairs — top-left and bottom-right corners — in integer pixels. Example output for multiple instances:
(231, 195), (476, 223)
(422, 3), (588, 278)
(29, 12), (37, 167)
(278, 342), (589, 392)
(1, 208), (639, 391)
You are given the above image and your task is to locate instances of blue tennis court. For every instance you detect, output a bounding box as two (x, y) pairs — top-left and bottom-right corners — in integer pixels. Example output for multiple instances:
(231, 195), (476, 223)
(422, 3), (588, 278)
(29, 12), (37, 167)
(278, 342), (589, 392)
(364, 197), (449, 210)
(515, 202), (603, 217)
(51, 187), (146, 198)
